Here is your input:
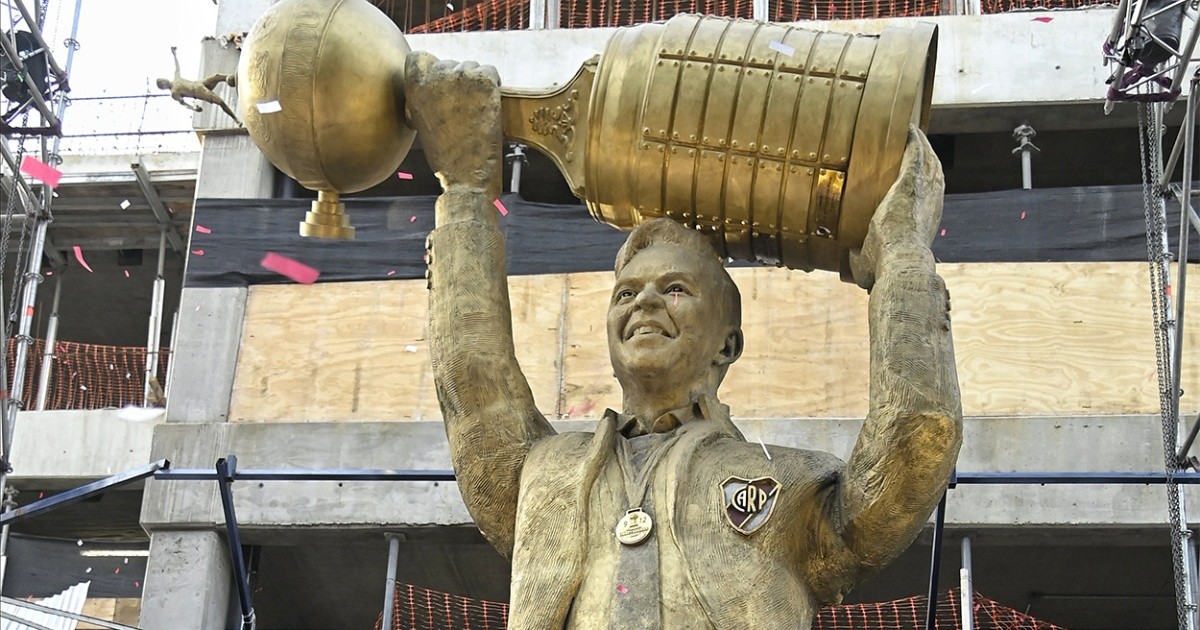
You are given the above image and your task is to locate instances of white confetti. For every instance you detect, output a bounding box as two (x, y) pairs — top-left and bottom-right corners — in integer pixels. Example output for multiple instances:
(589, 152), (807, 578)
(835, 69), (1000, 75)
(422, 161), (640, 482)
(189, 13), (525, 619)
(119, 199), (131, 210)
(85, 567), (92, 573)
(117, 406), (165, 423)
(80, 384), (87, 391)
(758, 435), (772, 460)
(124, 558), (129, 564)
(405, 344), (418, 353)
(76, 540), (83, 546)
(768, 40), (795, 57)
(256, 100), (282, 114)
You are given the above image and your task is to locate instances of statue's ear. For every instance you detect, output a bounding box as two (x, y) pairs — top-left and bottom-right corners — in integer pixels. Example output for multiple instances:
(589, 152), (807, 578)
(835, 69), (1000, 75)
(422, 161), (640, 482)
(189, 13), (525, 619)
(716, 328), (743, 367)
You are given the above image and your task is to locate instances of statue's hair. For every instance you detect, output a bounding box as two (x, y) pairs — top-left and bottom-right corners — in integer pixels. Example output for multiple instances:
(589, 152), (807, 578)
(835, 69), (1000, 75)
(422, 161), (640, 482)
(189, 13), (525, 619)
(613, 218), (741, 329)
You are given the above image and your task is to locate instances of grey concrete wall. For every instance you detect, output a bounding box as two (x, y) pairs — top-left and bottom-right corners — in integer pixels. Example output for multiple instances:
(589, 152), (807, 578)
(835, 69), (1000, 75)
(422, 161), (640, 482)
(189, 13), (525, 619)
(141, 415), (1200, 534)
(9, 409), (164, 487)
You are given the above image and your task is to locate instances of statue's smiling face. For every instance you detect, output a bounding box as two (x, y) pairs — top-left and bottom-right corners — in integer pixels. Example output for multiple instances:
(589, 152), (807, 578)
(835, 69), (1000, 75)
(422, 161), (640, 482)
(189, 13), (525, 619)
(607, 243), (731, 389)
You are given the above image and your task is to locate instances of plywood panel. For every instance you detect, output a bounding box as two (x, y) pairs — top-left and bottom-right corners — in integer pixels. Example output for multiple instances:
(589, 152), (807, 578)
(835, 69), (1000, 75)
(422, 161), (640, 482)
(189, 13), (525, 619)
(231, 261), (1196, 423)
(230, 275), (564, 422)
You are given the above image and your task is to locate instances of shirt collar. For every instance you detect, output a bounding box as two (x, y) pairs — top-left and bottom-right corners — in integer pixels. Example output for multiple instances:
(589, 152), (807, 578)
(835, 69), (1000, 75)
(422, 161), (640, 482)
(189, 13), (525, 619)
(606, 394), (740, 439)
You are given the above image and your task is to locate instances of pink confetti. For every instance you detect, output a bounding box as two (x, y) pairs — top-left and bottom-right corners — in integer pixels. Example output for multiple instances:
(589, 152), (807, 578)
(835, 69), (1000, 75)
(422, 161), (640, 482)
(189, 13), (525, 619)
(135, 581), (140, 588)
(192, 249), (205, 256)
(72, 246), (94, 273)
(195, 225), (212, 234)
(1031, 16), (1053, 22)
(19, 154), (62, 188)
(616, 584), (628, 594)
(123, 269), (130, 278)
(1020, 211), (1026, 220)
(409, 215), (417, 223)
(939, 228), (947, 237)
(493, 198), (508, 216)
(44, 270), (52, 276)
(574, 399), (595, 416)
(387, 270), (396, 276)
(114, 567), (120, 574)
(397, 171), (414, 180)
(261, 251), (320, 285)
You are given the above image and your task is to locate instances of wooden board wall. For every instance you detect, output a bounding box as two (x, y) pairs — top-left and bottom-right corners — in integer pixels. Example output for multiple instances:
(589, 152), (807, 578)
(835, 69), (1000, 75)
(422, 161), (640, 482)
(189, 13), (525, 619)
(229, 262), (1197, 422)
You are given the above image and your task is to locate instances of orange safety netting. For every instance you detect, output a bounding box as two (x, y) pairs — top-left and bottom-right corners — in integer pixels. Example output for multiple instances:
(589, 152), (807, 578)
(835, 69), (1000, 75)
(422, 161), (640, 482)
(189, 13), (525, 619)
(376, 586), (1068, 629)
(5, 338), (169, 411)
(410, 0), (943, 32)
(980, 0), (1111, 12)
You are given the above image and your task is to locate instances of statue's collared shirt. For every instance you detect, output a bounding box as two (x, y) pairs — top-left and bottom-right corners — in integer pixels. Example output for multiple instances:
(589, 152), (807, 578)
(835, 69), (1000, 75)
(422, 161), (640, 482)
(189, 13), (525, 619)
(566, 396), (743, 629)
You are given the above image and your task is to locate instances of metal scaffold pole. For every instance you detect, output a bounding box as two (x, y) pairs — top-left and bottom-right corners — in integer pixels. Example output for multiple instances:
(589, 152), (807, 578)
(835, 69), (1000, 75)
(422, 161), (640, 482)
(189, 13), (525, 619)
(0, 0), (81, 591)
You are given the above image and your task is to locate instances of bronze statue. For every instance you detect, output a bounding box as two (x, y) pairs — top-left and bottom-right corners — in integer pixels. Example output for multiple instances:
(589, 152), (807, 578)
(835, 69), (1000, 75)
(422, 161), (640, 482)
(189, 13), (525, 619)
(411, 50), (962, 630)
(156, 47), (240, 125)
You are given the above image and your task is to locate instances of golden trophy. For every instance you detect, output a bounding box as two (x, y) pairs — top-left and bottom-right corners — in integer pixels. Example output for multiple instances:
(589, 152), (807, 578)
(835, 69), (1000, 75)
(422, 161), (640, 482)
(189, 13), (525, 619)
(237, 0), (935, 279)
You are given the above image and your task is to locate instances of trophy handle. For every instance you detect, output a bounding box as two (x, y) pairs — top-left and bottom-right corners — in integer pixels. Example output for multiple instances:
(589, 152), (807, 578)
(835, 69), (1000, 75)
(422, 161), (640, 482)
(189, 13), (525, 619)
(499, 57), (598, 199)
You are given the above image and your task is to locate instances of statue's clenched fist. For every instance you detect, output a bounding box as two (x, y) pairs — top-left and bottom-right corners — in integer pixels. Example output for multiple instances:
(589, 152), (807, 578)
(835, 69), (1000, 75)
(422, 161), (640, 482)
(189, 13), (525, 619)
(403, 51), (504, 199)
(850, 126), (945, 290)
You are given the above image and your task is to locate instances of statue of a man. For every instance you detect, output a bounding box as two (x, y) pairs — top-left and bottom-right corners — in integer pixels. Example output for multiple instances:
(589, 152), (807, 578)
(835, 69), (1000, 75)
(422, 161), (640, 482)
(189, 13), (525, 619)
(408, 50), (962, 630)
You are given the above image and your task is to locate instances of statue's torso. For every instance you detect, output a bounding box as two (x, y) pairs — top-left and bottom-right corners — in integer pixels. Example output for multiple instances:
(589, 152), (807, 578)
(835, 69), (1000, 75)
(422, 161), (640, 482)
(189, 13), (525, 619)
(511, 417), (853, 629)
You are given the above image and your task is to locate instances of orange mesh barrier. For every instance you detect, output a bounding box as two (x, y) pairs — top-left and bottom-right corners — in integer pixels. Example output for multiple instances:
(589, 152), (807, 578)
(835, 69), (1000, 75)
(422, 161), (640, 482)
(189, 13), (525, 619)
(5, 339), (169, 410)
(980, 0), (1110, 11)
(377, 586), (1068, 629)
(410, 0), (942, 32)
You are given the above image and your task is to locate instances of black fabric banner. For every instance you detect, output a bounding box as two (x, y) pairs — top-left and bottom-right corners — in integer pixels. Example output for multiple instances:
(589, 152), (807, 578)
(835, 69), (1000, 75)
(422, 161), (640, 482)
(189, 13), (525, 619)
(185, 185), (1195, 288)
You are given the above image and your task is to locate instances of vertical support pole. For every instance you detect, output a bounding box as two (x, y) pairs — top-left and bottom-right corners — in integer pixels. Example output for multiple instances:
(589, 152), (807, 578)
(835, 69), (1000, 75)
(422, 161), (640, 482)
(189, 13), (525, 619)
(529, 0), (546, 28)
(33, 275), (60, 410)
(924, 492), (947, 630)
(507, 144), (525, 195)
(144, 230), (167, 405)
(1012, 125), (1039, 190)
(381, 534), (401, 630)
(216, 456), (255, 630)
(960, 536), (975, 630)
(752, 0), (769, 21)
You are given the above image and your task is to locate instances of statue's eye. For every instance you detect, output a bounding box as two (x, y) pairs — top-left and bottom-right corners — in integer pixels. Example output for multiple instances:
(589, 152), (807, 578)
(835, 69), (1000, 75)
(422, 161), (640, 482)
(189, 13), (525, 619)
(617, 289), (636, 301)
(666, 285), (685, 294)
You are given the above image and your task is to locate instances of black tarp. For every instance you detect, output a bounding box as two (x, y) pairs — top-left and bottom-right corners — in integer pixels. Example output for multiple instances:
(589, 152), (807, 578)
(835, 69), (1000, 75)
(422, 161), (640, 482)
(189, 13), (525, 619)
(185, 185), (1197, 288)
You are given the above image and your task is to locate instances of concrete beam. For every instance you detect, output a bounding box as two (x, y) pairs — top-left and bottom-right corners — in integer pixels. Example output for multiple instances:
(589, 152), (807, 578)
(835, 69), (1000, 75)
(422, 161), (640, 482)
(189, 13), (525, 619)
(141, 415), (1200, 534)
(9, 409), (164, 489)
(139, 531), (233, 630)
(405, 9), (1118, 112)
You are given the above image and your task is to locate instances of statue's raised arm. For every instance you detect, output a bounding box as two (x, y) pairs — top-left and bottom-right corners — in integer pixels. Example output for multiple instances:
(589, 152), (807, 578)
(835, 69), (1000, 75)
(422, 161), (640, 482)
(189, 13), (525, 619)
(832, 127), (963, 586)
(406, 52), (556, 558)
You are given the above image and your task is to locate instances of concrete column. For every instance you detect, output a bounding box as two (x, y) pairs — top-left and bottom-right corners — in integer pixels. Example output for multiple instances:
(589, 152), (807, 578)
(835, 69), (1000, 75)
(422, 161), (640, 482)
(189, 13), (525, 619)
(139, 531), (233, 630)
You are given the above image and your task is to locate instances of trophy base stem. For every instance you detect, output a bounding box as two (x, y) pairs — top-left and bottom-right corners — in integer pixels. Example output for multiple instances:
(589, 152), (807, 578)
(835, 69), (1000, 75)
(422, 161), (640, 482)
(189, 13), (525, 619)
(300, 191), (356, 240)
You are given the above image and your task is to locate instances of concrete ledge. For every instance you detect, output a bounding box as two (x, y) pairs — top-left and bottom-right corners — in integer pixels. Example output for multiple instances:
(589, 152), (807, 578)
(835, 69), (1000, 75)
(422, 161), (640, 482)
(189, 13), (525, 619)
(141, 414), (1199, 532)
(10, 409), (165, 488)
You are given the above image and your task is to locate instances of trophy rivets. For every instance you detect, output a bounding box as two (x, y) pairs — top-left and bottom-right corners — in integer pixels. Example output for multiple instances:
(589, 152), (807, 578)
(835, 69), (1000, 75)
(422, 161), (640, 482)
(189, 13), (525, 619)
(659, 129), (667, 135)
(740, 220), (748, 226)
(717, 154), (724, 162)
(671, 147), (678, 154)
(689, 134), (697, 141)
(718, 66), (725, 72)
(769, 223), (776, 229)
(856, 84), (863, 90)
(777, 148), (785, 156)
(794, 76), (801, 82)
(730, 156), (737, 163)
(658, 146), (665, 153)
(688, 149), (695, 156)
(719, 139), (726, 146)
(703, 136), (710, 143)
(731, 140), (738, 147)
(666, 210), (674, 217)
(657, 60), (664, 66)
(806, 168), (814, 174)
(823, 154), (830, 161)
(840, 81), (846, 87)
(673, 61), (680, 66)
(808, 77), (814, 83)
(809, 152), (817, 159)
(748, 142), (755, 150)
(792, 150), (800, 158)
(643, 128), (650, 135)
(672, 131), (679, 139)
